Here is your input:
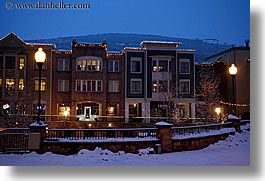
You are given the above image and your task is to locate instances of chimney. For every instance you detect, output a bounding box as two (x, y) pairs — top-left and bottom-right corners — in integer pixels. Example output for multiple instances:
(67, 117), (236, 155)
(72, 38), (77, 46)
(245, 39), (250, 48)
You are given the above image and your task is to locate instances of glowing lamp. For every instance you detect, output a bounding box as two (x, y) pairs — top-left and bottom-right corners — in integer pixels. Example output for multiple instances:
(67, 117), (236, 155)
(229, 64), (237, 76)
(35, 47), (46, 64)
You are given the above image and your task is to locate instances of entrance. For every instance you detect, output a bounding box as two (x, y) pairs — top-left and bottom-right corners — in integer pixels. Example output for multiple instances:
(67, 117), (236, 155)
(84, 107), (91, 120)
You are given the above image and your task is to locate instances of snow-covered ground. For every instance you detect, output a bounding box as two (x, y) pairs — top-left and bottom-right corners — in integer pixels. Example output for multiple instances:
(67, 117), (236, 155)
(0, 124), (250, 166)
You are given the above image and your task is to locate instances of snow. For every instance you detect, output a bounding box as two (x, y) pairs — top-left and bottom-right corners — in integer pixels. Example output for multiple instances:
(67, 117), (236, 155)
(29, 121), (48, 127)
(0, 124), (250, 166)
(172, 127), (235, 139)
(228, 114), (241, 119)
(155, 121), (173, 126)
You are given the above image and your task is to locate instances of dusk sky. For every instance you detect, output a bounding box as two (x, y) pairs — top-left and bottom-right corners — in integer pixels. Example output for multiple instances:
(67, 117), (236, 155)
(0, 0), (250, 46)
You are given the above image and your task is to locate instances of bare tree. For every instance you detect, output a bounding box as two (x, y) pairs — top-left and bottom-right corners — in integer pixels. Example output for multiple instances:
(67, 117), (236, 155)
(196, 65), (221, 122)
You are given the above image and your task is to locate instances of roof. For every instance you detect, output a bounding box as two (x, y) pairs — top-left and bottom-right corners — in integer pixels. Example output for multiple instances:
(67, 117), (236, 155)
(140, 41), (181, 48)
(204, 46), (250, 61)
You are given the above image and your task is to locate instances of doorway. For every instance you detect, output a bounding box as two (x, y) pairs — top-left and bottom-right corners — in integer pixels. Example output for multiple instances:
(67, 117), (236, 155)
(84, 106), (91, 120)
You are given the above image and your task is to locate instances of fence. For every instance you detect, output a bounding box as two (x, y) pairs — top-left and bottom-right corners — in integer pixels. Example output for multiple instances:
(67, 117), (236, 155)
(46, 128), (157, 141)
(0, 128), (29, 153)
(171, 122), (233, 136)
(0, 120), (249, 154)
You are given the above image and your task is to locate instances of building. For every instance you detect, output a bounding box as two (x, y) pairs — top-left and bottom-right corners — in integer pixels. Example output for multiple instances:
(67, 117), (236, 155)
(51, 39), (125, 122)
(0, 33), (55, 127)
(0, 33), (195, 126)
(197, 41), (250, 119)
(124, 41), (196, 123)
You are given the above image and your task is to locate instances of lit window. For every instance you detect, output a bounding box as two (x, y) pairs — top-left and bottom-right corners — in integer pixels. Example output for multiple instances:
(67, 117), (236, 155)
(152, 80), (157, 92)
(19, 57), (25, 70)
(179, 59), (190, 74)
(19, 79), (25, 91)
(77, 60), (82, 70)
(153, 60), (169, 72)
(76, 58), (102, 72)
(34, 79), (46, 91)
(6, 79), (15, 91)
(58, 104), (70, 117)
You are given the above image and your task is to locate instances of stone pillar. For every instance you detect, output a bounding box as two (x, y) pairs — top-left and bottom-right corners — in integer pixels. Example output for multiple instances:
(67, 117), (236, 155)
(155, 122), (173, 153)
(228, 118), (241, 133)
(28, 121), (48, 153)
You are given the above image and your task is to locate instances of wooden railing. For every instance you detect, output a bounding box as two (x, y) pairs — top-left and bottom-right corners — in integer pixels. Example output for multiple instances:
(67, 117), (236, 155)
(46, 128), (157, 140)
(171, 122), (233, 136)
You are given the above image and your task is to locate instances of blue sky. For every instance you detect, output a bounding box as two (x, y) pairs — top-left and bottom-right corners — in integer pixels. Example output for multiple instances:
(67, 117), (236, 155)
(0, 0), (249, 46)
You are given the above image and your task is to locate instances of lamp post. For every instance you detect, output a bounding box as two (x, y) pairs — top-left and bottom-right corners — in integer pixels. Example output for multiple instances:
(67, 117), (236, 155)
(35, 47), (46, 124)
(229, 64), (237, 114)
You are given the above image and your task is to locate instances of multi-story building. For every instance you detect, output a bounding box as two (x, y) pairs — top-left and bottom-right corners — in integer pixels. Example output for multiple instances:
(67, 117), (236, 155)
(51, 39), (125, 122)
(0, 33), (195, 125)
(197, 41), (250, 119)
(0, 33), (55, 126)
(124, 41), (196, 123)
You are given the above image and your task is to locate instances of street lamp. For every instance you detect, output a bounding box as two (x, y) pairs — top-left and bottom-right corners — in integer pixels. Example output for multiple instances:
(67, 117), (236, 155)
(35, 47), (46, 124)
(215, 107), (221, 123)
(229, 64), (237, 114)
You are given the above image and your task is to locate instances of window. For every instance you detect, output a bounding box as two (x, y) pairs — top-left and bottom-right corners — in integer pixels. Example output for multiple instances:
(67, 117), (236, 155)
(179, 59), (190, 74)
(0, 56), (3, 69)
(152, 80), (158, 92)
(108, 80), (119, 92)
(0, 79), (2, 90)
(19, 57), (25, 70)
(180, 79), (190, 94)
(109, 60), (119, 72)
(6, 79), (15, 91)
(131, 57), (141, 73)
(76, 80), (102, 92)
(153, 80), (168, 92)
(58, 104), (70, 117)
(159, 81), (168, 92)
(76, 80), (81, 91)
(19, 79), (25, 91)
(5, 56), (16, 69)
(58, 80), (69, 92)
(77, 60), (82, 70)
(131, 79), (142, 93)
(152, 60), (169, 72)
(34, 79), (46, 91)
(58, 59), (69, 71)
(76, 58), (102, 72)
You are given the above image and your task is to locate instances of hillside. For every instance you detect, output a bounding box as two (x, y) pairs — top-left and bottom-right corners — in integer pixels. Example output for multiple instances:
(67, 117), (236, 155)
(27, 33), (232, 62)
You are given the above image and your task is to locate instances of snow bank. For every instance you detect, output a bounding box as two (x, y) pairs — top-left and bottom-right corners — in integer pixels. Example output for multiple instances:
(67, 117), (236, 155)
(228, 114), (241, 120)
(0, 124), (250, 166)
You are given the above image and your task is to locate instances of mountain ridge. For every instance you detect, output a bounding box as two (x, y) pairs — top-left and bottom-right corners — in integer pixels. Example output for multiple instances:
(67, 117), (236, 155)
(27, 33), (233, 62)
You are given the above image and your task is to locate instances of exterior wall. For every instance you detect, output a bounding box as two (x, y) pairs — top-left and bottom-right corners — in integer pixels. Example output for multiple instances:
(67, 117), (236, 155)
(0, 33), (55, 126)
(125, 43), (196, 123)
(51, 51), (72, 121)
(204, 47), (250, 118)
